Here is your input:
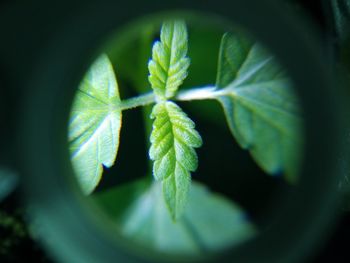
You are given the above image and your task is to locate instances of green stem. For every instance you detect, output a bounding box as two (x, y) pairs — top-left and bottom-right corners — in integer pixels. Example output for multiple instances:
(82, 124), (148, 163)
(119, 93), (155, 110)
(119, 85), (219, 111)
(175, 86), (222, 101)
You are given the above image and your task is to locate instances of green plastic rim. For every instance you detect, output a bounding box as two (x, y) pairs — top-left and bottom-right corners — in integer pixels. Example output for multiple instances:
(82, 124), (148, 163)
(15, 1), (341, 262)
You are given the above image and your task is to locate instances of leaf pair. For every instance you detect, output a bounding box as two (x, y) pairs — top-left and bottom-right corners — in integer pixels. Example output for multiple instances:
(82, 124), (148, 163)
(148, 21), (202, 220)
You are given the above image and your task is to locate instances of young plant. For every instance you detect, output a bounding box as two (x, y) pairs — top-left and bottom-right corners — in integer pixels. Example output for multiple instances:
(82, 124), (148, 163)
(69, 20), (303, 221)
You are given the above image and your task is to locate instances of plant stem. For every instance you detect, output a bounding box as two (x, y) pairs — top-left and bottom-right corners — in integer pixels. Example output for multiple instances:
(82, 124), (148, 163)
(175, 86), (222, 101)
(119, 85), (220, 111)
(119, 93), (155, 110)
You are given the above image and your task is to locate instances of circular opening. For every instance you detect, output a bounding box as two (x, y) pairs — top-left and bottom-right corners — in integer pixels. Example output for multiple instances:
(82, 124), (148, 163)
(19, 3), (340, 263)
(66, 13), (307, 260)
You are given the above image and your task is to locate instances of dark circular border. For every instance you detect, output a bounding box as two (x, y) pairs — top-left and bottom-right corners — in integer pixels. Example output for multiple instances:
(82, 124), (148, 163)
(16, 1), (341, 263)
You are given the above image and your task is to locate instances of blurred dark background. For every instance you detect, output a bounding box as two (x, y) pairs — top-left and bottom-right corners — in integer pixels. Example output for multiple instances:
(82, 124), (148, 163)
(1, 0), (350, 262)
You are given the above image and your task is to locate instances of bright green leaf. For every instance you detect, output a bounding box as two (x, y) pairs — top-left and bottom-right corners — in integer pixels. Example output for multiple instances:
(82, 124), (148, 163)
(216, 33), (303, 182)
(149, 101), (202, 220)
(68, 54), (122, 194)
(95, 179), (256, 254)
(148, 20), (190, 100)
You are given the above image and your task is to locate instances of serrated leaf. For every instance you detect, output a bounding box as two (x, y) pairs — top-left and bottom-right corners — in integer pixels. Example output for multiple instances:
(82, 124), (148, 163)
(68, 54), (122, 194)
(148, 20), (190, 100)
(216, 33), (303, 182)
(149, 101), (202, 220)
(95, 179), (256, 254)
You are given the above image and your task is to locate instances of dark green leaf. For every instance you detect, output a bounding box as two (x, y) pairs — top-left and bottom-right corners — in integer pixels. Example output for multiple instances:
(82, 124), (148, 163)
(216, 33), (303, 181)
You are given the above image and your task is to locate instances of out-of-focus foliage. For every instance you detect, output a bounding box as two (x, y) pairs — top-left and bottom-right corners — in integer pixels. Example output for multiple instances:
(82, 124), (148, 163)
(331, 0), (350, 41)
(95, 179), (256, 254)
